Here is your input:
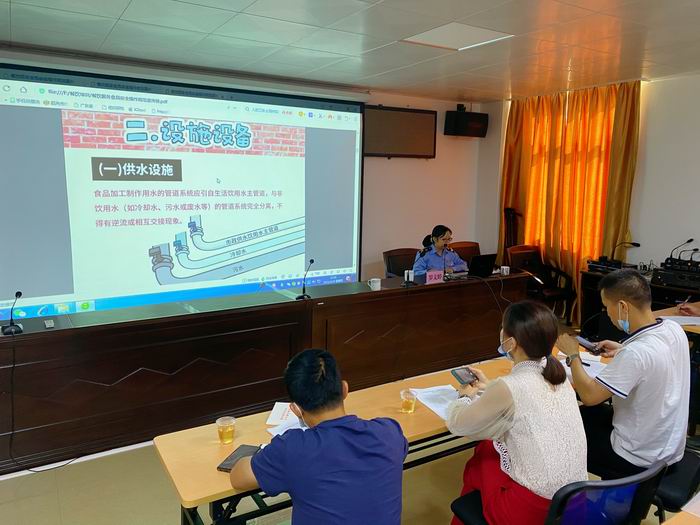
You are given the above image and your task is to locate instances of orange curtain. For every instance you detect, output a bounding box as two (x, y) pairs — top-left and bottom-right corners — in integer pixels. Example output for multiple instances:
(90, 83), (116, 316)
(497, 81), (640, 318)
(601, 82), (641, 260)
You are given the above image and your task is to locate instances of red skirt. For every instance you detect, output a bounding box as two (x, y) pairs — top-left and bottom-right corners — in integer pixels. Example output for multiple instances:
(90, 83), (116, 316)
(451, 441), (552, 525)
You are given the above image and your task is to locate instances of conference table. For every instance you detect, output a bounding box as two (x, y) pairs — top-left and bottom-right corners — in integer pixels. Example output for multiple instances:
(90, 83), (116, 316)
(155, 358), (512, 525)
(155, 345), (700, 525)
(671, 513), (700, 524)
(655, 304), (700, 336)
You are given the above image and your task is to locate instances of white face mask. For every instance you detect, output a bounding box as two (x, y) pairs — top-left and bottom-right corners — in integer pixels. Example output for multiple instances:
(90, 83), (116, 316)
(498, 336), (515, 361)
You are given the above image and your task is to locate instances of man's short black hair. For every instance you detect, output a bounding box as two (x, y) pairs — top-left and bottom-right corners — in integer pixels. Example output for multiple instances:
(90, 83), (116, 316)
(598, 268), (652, 308)
(284, 349), (343, 412)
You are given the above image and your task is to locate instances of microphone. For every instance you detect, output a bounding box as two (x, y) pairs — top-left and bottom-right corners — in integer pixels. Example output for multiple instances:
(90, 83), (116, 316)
(442, 250), (447, 281)
(296, 259), (314, 300)
(1, 291), (24, 336)
(518, 268), (545, 285)
(671, 238), (694, 258)
(679, 248), (699, 260)
(612, 241), (640, 261)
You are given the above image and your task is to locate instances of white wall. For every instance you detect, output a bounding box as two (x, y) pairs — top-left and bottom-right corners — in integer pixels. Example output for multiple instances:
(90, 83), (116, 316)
(474, 100), (508, 255)
(629, 74), (700, 266)
(361, 93), (482, 278)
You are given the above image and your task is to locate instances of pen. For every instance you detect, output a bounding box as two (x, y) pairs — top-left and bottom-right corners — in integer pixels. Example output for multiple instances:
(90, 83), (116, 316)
(677, 295), (692, 306)
(581, 361), (590, 367)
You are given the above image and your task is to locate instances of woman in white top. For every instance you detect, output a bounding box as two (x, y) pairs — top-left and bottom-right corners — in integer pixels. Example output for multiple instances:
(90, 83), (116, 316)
(447, 300), (588, 525)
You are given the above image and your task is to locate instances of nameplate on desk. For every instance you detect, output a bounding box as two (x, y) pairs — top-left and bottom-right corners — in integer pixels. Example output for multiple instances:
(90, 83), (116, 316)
(426, 270), (444, 285)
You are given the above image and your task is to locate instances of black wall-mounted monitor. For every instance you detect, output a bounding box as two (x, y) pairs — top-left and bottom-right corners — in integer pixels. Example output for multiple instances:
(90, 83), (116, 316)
(444, 111), (488, 137)
(363, 105), (436, 158)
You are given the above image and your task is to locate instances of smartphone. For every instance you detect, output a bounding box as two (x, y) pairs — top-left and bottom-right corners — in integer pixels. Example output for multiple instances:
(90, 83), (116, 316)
(451, 367), (478, 386)
(576, 335), (601, 355)
(216, 444), (260, 473)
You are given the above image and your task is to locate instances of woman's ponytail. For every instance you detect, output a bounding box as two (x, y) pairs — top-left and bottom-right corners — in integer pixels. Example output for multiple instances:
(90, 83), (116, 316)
(542, 354), (566, 386)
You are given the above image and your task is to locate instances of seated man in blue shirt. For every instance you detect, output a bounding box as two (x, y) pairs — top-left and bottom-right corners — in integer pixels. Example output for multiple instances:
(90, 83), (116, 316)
(229, 349), (408, 524)
(413, 224), (468, 276)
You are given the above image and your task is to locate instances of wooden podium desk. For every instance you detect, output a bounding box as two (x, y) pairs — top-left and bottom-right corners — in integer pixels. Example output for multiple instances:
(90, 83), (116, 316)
(155, 359), (513, 525)
(0, 273), (526, 474)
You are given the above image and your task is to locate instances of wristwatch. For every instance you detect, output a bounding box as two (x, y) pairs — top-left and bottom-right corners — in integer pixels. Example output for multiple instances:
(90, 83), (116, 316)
(565, 353), (581, 367)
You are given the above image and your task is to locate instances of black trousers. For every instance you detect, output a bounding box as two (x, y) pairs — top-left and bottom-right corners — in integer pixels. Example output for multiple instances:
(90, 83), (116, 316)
(580, 403), (646, 480)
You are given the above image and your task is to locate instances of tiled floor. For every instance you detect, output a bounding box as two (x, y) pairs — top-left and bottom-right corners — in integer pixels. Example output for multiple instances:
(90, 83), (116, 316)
(0, 443), (670, 525)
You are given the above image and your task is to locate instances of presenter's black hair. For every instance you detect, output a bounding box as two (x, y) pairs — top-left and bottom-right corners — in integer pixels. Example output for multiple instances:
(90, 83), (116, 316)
(284, 349), (343, 412)
(502, 300), (566, 386)
(598, 268), (652, 308)
(420, 224), (452, 255)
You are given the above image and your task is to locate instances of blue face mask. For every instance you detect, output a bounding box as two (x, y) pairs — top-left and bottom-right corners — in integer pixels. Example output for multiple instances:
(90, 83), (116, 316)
(498, 337), (514, 361)
(617, 303), (630, 333)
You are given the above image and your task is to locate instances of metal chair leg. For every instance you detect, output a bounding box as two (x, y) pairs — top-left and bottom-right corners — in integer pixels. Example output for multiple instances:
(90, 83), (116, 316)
(653, 496), (666, 523)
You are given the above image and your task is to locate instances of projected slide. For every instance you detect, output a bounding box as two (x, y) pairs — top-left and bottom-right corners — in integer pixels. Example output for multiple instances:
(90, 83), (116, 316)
(0, 66), (362, 321)
(150, 215), (306, 283)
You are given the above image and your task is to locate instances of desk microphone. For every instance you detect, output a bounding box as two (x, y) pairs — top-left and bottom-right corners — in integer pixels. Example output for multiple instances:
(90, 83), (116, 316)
(296, 259), (314, 300)
(518, 268), (545, 285)
(611, 241), (640, 261)
(679, 248), (699, 260)
(671, 238), (694, 258)
(442, 250), (447, 281)
(1, 291), (24, 336)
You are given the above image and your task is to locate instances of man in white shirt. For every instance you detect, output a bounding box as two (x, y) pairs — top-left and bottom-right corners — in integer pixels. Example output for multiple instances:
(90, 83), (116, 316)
(559, 269), (690, 479)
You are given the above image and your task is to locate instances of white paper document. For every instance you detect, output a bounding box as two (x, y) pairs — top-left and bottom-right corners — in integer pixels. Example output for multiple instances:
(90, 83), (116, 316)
(267, 417), (306, 437)
(660, 316), (700, 326)
(265, 402), (300, 426)
(559, 353), (607, 381)
(410, 385), (458, 421)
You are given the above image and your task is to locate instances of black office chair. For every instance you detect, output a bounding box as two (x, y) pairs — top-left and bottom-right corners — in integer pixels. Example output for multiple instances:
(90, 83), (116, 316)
(383, 248), (419, 278)
(507, 244), (576, 325)
(653, 449), (700, 522)
(451, 461), (667, 525)
(450, 241), (481, 264)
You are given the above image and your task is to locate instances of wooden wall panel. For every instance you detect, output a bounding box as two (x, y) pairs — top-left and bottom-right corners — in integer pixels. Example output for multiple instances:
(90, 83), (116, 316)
(311, 277), (527, 390)
(0, 302), (306, 473)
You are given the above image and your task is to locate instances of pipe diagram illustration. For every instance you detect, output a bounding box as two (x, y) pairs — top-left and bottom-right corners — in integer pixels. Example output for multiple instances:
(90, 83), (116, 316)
(148, 215), (306, 285)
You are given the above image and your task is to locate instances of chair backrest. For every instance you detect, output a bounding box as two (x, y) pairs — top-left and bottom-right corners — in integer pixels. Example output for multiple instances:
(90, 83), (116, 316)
(383, 248), (419, 278)
(450, 241), (481, 263)
(507, 244), (542, 271)
(545, 461), (667, 525)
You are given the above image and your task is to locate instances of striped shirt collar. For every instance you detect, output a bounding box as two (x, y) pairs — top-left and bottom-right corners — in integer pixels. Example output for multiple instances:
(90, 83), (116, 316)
(622, 319), (664, 346)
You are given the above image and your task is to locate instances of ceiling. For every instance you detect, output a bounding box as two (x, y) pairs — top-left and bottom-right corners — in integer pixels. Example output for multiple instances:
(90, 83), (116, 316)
(2, 0), (700, 102)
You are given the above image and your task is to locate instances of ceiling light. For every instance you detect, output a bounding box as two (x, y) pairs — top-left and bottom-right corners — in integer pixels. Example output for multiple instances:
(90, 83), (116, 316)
(403, 22), (512, 52)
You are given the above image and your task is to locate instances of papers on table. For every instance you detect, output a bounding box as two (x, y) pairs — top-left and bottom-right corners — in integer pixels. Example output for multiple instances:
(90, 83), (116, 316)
(266, 402), (299, 426)
(558, 352), (607, 381)
(267, 418), (305, 436)
(410, 385), (458, 421)
(265, 402), (305, 436)
(660, 315), (700, 326)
